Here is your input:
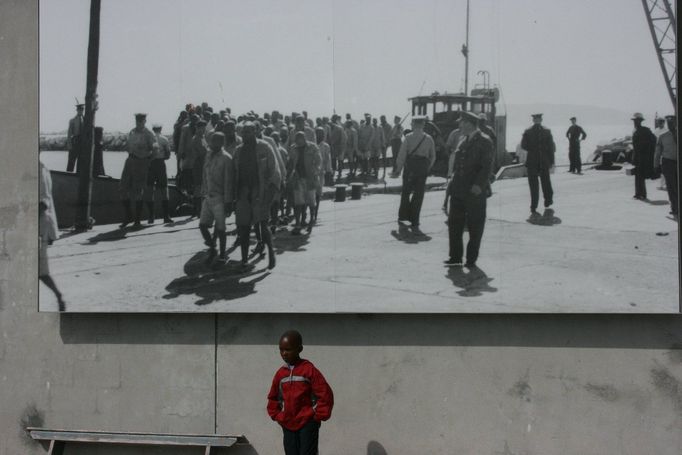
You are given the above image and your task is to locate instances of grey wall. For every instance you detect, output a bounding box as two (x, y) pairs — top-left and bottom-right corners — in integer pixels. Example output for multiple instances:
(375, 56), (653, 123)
(1, 1), (681, 454)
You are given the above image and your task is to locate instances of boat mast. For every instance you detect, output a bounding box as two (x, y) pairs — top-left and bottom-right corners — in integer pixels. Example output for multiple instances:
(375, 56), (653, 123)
(460, 0), (470, 110)
(75, 0), (101, 231)
(464, 0), (470, 97)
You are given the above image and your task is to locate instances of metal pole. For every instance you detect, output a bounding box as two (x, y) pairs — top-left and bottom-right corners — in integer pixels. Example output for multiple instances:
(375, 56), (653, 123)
(75, 0), (101, 231)
(464, 0), (470, 97)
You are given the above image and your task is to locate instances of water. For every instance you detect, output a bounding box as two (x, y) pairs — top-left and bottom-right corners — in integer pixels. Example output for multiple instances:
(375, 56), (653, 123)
(506, 123), (629, 166)
(40, 151), (179, 179)
(39, 123), (629, 176)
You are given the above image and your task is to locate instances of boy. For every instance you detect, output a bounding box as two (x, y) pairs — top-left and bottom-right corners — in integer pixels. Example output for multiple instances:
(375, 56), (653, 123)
(267, 330), (334, 455)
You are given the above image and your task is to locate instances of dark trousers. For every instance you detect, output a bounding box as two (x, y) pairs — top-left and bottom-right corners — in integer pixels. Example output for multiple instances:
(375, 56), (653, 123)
(449, 195), (486, 264)
(390, 138), (402, 168)
(282, 419), (320, 455)
(662, 158), (678, 214)
(66, 148), (78, 172)
(634, 173), (647, 199)
(398, 171), (427, 226)
(527, 168), (553, 211)
(568, 143), (581, 173)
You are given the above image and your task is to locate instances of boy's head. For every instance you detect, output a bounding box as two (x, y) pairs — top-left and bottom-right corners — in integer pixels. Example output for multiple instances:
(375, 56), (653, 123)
(279, 330), (303, 365)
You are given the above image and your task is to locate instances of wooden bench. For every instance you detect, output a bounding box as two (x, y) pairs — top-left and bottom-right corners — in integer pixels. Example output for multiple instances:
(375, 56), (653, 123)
(28, 428), (248, 455)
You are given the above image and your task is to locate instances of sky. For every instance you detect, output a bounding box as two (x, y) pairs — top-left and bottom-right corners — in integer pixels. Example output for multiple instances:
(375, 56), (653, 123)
(39, 0), (674, 133)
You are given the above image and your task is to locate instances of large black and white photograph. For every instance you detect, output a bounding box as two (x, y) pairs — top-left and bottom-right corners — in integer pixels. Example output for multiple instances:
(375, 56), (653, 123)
(38, 0), (679, 313)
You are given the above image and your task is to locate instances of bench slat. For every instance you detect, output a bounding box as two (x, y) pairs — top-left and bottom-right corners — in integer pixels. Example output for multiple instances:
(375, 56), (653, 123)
(30, 430), (237, 448)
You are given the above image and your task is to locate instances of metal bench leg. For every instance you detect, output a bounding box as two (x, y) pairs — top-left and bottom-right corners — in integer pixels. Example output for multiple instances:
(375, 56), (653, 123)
(47, 440), (65, 455)
(205, 445), (216, 455)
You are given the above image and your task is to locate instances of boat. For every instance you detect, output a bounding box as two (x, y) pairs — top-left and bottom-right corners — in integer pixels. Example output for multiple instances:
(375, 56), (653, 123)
(50, 170), (185, 229)
(408, 90), (513, 177)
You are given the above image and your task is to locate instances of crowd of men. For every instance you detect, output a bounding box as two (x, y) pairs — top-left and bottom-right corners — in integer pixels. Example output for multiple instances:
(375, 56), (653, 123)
(114, 103), (410, 270)
(64, 101), (677, 273)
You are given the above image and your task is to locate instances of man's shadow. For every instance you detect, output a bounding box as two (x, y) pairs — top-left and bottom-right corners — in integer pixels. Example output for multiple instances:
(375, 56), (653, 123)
(446, 265), (497, 297)
(644, 199), (669, 206)
(85, 224), (154, 244)
(164, 250), (269, 306)
(526, 208), (562, 226)
(390, 223), (432, 243)
(273, 230), (311, 254)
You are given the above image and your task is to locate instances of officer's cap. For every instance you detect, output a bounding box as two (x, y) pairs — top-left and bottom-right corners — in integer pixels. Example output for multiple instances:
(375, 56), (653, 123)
(631, 112), (644, 120)
(478, 113), (488, 121)
(531, 113), (543, 119)
(151, 123), (162, 130)
(569, 116), (576, 121)
(134, 113), (147, 119)
(76, 104), (85, 109)
(411, 115), (428, 123)
(460, 111), (479, 125)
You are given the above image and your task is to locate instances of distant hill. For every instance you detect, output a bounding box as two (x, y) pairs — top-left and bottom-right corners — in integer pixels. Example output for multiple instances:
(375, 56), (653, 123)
(505, 104), (633, 127)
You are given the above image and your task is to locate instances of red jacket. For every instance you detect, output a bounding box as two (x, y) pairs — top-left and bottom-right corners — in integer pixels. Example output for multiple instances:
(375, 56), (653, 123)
(267, 359), (334, 431)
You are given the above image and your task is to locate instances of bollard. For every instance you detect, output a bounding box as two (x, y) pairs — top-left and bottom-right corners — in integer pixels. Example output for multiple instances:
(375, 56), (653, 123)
(351, 182), (364, 200)
(335, 185), (347, 202)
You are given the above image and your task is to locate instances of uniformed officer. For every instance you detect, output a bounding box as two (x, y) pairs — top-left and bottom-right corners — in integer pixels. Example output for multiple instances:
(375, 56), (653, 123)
(391, 115), (436, 230)
(444, 112), (493, 267)
(66, 104), (85, 172)
(145, 124), (173, 224)
(566, 116), (587, 174)
(120, 113), (156, 228)
(521, 113), (556, 216)
(631, 112), (657, 200)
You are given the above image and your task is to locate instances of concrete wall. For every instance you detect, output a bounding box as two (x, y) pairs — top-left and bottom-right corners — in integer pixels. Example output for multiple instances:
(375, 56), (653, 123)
(2, 1), (681, 454)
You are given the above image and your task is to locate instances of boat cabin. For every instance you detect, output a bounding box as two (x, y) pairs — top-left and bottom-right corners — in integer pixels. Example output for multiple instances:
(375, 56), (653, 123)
(408, 89), (509, 174)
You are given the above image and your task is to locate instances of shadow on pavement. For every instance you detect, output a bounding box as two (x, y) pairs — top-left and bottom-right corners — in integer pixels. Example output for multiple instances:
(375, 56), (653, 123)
(446, 265), (497, 297)
(367, 441), (388, 455)
(390, 223), (432, 243)
(273, 230), (310, 254)
(644, 199), (670, 206)
(164, 251), (270, 305)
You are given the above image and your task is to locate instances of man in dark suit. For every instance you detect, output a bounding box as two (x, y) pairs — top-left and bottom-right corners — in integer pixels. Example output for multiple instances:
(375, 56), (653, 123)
(66, 104), (84, 172)
(631, 112), (657, 200)
(445, 111), (493, 268)
(521, 113), (556, 216)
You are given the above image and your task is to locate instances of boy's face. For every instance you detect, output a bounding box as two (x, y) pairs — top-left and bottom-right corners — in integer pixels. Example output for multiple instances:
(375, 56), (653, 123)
(279, 337), (302, 365)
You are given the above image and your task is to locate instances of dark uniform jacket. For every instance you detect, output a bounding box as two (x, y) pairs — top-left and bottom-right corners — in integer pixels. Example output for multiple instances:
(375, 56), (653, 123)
(632, 126), (657, 178)
(521, 124), (555, 171)
(449, 130), (494, 198)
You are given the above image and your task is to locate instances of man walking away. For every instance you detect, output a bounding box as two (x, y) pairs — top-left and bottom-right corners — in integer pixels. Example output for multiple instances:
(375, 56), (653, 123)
(66, 103), (85, 172)
(566, 116), (586, 174)
(391, 115), (436, 230)
(654, 115), (678, 217)
(40, 158), (66, 311)
(521, 113), (555, 217)
(444, 112), (493, 268)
